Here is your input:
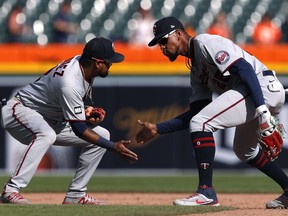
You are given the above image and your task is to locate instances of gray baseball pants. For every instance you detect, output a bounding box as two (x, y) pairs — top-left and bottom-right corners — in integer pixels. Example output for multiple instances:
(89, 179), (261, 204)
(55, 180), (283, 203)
(1, 98), (107, 198)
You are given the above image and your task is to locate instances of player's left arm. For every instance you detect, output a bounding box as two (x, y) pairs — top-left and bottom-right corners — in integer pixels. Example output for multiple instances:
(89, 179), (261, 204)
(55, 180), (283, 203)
(229, 58), (284, 160)
(228, 58), (265, 108)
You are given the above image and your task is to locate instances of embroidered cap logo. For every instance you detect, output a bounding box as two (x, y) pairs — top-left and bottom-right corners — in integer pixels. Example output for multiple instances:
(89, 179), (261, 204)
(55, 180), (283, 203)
(153, 24), (157, 35)
(111, 42), (115, 51)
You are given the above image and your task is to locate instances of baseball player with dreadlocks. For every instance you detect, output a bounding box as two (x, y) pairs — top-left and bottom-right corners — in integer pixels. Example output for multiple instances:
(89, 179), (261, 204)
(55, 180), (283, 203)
(0, 37), (138, 205)
(136, 17), (288, 209)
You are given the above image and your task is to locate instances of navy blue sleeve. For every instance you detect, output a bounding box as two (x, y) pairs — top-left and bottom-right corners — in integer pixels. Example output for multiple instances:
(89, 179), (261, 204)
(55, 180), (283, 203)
(70, 121), (115, 151)
(156, 109), (193, 134)
(156, 99), (211, 134)
(70, 121), (88, 138)
(229, 58), (265, 108)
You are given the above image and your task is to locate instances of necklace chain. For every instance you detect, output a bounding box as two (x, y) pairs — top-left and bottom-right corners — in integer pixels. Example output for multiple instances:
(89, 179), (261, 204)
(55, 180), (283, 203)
(80, 64), (94, 104)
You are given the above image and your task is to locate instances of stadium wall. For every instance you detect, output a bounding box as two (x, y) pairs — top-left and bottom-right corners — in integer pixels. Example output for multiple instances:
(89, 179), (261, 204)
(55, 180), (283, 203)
(0, 43), (288, 75)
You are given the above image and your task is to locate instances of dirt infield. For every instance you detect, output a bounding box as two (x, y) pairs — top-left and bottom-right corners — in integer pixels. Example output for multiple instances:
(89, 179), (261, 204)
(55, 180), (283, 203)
(25, 193), (288, 216)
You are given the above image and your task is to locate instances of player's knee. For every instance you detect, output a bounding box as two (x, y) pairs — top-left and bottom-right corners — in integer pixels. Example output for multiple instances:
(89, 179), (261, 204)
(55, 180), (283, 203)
(38, 129), (57, 145)
(92, 126), (110, 140)
(99, 128), (110, 140)
(189, 116), (214, 133)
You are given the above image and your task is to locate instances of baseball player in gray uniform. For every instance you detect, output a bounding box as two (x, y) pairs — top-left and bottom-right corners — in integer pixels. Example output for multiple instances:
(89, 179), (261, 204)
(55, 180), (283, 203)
(0, 37), (138, 204)
(136, 17), (288, 209)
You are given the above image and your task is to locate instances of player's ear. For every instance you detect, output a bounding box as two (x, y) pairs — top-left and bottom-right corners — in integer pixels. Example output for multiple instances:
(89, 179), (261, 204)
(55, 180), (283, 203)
(91, 61), (99, 72)
(175, 29), (182, 41)
(94, 61), (101, 68)
(176, 29), (183, 39)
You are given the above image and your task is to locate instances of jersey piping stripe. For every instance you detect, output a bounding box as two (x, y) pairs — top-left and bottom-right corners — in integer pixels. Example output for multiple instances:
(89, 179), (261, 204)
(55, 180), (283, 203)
(192, 136), (215, 148)
(193, 137), (215, 143)
(12, 102), (37, 176)
(202, 94), (250, 131)
(194, 143), (216, 148)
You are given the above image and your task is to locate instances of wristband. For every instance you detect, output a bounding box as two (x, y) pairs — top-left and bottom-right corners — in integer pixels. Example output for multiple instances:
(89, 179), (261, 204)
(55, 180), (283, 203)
(96, 137), (115, 151)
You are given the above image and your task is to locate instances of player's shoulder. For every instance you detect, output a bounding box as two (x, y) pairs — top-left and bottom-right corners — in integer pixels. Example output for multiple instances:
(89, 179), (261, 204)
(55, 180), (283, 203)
(194, 33), (217, 42)
(63, 55), (81, 74)
(65, 55), (81, 69)
(58, 55), (82, 85)
(194, 33), (231, 45)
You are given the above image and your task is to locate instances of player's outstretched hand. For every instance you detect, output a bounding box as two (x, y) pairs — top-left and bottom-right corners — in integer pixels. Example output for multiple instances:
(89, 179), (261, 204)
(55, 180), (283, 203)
(136, 120), (158, 144)
(114, 140), (138, 163)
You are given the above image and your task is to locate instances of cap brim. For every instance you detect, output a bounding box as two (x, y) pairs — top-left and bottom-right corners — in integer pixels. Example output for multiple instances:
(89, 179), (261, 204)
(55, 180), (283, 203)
(148, 32), (167, 47)
(105, 52), (124, 63)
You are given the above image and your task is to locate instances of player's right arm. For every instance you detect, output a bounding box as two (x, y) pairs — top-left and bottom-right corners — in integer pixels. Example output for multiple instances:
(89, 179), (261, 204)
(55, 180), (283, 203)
(59, 84), (138, 163)
(70, 122), (138, 163)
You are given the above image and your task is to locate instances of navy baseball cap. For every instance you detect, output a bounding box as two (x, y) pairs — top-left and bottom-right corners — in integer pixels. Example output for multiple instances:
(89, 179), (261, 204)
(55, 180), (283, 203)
(82, 37), (124, 63)
(148, 17), (184, 47)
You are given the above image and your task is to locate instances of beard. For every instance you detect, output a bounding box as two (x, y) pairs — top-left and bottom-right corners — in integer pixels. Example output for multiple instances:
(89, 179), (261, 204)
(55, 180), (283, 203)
(168, 54), (178, 62)
(164, 48), (178, 62)
(100, 72), (108, 78)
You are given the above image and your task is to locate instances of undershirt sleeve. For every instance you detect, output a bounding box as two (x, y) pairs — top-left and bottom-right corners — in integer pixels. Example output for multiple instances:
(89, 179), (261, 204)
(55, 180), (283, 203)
(228, 58), (265, 108)
(156, 99), (211, 134)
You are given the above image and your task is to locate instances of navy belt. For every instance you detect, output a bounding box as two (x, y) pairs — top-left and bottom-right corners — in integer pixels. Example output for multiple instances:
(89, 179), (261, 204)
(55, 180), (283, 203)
(262, 70), (274, 77)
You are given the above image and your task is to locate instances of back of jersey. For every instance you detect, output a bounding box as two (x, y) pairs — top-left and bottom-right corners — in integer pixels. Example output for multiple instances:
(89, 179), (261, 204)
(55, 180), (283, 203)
(18, 55), (86, 122)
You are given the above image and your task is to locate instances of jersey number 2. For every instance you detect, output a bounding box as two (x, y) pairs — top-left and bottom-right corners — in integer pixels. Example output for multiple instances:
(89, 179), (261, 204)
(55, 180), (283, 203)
(53, 58), (72, 77)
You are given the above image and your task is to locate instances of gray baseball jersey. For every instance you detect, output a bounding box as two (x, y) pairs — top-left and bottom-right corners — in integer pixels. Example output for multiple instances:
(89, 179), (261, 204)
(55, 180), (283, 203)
(188, 34), (285, 161)
(189, 33), (267, 103)
(18, 55), (91, 122)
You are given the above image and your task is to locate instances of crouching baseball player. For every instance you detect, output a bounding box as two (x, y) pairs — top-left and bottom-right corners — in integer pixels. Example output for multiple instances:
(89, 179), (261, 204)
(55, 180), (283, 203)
(136, 17), (288, 209)
(0, 37), (138, 204)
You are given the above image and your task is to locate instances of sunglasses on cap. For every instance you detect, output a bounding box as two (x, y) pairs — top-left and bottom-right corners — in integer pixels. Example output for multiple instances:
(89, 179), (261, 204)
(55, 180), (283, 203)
(92, 57), (112, 67)
(157, 29), (177, 45)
